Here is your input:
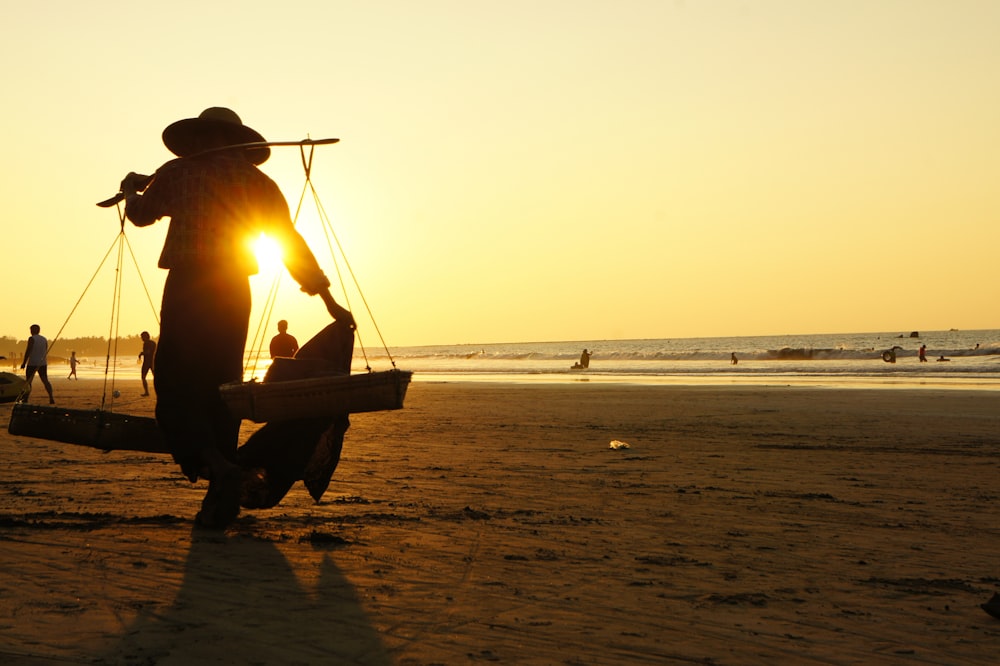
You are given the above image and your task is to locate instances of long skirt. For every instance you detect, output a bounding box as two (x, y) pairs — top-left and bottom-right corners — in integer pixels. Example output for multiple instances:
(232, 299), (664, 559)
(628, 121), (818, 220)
(154, 269), (251, 481)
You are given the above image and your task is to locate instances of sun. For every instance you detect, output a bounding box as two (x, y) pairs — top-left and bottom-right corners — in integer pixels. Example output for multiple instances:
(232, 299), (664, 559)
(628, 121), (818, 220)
(253, 234), (284, 273)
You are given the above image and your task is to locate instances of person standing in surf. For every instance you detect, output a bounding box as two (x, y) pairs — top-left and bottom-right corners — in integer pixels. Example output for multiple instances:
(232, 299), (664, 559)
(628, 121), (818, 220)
(119, 107), (354, 528)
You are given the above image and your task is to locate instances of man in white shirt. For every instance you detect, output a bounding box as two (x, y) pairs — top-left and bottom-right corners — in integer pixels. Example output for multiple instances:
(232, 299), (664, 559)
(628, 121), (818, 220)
(21, 324), (54, 405)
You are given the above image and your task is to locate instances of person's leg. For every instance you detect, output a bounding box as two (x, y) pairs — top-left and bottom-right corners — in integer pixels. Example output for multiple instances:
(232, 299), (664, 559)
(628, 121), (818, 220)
(37, 366), (54, 403)
(156, 272), (248, 468)
(23, 366), (37, 400)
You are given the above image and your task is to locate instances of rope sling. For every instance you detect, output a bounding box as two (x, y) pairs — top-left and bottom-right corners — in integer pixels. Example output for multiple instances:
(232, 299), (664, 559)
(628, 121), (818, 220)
(30, 216), (160, 410)
(244, 140), (398, 380)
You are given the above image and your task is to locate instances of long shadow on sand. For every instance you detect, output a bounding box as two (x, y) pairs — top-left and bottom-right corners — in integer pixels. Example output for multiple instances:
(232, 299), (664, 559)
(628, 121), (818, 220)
(98, 525), (390, 665)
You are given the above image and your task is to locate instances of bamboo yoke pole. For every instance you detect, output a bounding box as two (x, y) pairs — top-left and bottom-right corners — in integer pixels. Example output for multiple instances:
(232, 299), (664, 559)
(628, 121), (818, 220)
(96, 137), (340, 208)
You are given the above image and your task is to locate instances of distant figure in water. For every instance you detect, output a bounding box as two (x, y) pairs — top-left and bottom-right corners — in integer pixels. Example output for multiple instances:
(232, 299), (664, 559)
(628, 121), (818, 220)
(139, 331), (156, 396)
(937, 355), (950, 362)
(269, 319), (299, 358)
(572, 349), (592, 369)
(918, 344), (927, 362)
(67, 351), (80, 380)
(731, 352), (738, 365)
(882, 346), (902, 363)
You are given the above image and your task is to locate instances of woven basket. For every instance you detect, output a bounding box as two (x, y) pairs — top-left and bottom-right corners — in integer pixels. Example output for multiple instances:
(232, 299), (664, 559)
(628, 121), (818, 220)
(7, 403), (168, 453)
(219, 369), (413, 423)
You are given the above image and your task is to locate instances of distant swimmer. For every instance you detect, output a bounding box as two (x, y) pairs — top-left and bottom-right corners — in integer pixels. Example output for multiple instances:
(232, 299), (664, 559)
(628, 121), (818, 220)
(937, 355), (950, 362)
(571, 349), (592, 370)
(882, 346), (902, 364)
(731, 352), (738, 365)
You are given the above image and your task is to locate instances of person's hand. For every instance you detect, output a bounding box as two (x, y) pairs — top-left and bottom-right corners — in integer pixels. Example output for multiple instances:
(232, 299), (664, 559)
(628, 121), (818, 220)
(329, 302), (356, 329)
(337, 307), (356, 329)
(320, 290), (356, 329)
(120, 172), (151, 196)
(20, 363), (25, 369)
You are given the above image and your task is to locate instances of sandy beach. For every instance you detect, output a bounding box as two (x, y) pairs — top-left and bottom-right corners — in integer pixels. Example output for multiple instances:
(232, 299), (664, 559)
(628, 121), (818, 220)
(1, 378), (999, 664)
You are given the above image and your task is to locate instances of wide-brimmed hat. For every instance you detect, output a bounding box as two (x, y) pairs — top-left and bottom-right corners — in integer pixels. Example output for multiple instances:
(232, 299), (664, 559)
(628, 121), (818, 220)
(162, 107), (270, 164)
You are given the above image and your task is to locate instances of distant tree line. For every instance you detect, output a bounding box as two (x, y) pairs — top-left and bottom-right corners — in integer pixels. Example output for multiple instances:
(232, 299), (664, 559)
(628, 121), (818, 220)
(0, 334), (152, 363)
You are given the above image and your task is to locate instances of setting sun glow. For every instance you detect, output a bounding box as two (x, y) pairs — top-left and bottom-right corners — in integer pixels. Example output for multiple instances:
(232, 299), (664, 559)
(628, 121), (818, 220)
(252, 234), (284, 275)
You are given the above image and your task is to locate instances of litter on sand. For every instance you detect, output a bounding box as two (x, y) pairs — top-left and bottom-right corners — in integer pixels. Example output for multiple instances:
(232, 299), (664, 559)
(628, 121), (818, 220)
(609, 440), (630, 450)
(982, 592), (1000, 620)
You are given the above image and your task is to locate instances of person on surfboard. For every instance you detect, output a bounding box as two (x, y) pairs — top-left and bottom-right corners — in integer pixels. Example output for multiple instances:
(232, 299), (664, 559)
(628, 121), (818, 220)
(119, 107), (354, 529)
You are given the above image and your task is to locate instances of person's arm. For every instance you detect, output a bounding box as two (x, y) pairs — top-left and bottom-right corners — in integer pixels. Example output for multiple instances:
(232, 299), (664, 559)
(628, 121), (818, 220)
(21, 338), (33, 369)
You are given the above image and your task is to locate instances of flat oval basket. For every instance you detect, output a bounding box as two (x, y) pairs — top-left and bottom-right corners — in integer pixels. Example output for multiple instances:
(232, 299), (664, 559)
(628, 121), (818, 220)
(219, 369), (413, 423)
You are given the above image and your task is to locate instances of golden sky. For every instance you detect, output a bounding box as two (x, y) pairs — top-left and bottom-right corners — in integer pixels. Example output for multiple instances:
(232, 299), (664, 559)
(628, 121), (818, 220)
(3, 1), (998, 347)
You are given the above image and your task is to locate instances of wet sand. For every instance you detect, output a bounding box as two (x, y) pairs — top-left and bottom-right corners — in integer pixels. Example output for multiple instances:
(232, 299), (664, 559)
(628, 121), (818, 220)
(1, 379), (999, 664)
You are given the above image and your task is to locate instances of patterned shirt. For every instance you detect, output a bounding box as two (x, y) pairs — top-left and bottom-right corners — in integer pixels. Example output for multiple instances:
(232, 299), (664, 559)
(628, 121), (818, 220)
(125, 153), (329, 294)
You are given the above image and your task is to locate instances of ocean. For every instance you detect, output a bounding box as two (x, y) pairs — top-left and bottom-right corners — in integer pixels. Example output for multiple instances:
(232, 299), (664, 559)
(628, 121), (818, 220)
(55, 329), (1000, 390)
(363, 328), (1000, 390)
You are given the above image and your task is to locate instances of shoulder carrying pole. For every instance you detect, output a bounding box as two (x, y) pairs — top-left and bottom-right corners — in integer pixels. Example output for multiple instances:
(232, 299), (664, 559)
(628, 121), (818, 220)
(96, 137), (340, 207)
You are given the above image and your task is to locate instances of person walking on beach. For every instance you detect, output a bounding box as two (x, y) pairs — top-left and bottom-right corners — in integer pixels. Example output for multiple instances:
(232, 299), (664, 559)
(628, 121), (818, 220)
(120, 106), (354, 528)
(138, 331), (156, 396)
(67, 351), (80, 380)
(269, 319), (298, 358)
(21, 324), (54, 404)
(919, 344), (927, 362)
(731, 352), (739, 365)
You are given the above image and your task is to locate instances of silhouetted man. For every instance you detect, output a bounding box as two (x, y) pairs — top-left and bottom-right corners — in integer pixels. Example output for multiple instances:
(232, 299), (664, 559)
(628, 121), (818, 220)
(269, 320), (299, 358)
(21, 324), (54, 404)
(121, 107), (354, 528)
